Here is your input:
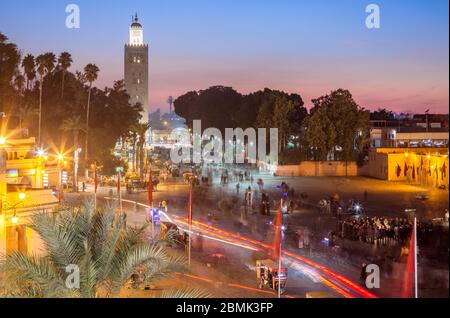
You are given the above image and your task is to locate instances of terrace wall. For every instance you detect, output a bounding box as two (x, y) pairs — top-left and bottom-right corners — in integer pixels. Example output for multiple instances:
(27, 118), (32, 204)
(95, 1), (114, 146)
(276, 161), (358, 177)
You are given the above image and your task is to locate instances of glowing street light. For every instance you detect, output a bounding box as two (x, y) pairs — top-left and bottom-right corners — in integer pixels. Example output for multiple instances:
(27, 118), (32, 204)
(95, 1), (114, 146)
(0, 137), (6, 145)
(11, 215), (19, 224)
(18, 192), (26, 201)
(36, 148), (46, 157)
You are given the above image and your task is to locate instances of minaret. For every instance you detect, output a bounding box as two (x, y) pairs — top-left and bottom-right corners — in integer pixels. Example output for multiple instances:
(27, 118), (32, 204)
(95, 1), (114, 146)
(124, 14), (149, 122)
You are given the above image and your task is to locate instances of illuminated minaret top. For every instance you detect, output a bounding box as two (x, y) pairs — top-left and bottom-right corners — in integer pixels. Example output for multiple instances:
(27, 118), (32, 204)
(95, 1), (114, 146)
(124, 13), (149, 123)
(129, 13), (144, 46)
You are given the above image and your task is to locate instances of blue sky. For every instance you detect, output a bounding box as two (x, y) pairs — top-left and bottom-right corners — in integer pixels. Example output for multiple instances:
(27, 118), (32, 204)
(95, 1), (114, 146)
(1, 0), (448, 113)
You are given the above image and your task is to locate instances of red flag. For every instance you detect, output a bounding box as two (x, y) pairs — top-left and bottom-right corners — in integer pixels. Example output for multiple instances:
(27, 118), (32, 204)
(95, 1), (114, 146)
(401, 224), (415, 298)
(148, 169), (153, 206)
(188, 184), (193, 225)
(94, 164), (98, 193)
(272, 202), (283, 261)
(117, 172), (121, 194)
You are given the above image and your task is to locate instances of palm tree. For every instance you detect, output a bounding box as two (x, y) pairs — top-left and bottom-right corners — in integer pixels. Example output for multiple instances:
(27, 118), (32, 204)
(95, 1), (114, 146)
(17, 104), (38, 131)
(83, 63), (100, 179)
(0, 200), (186, 298)
(58, 52), (73, 99)
(128, 125), (139, 174)
(21, 54), (35, 90)
(13, 73), (25, 96)
(135, 122), (150, 179)
(35, 52), (56, 147)
(60, 115), (86, 149)
(60, 115), (87, 192)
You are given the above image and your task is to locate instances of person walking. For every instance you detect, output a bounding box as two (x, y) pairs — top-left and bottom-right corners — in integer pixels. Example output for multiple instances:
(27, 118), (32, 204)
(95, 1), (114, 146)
(236, 183), (240, 195)
(245, 187), (253, 209)
(360, 263), (368, 286)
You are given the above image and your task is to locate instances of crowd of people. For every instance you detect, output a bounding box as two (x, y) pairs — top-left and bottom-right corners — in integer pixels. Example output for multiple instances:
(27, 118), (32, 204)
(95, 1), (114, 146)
(337, 217), (413, 246)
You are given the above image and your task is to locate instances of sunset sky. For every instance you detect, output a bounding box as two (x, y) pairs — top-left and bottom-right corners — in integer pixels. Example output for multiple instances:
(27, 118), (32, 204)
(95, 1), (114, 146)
(1, 0), (448, 113)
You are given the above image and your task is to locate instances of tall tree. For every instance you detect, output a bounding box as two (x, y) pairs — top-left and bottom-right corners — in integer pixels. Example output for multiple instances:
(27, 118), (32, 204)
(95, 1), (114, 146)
(135, 122), (150, 179)
(174, 86), (242, 133)
(60, 115), (87, 191)
(83, 63), (100, 178)
(272, 95), (296, 152)
(17, 104), (38, 131)
(1, 34), (143, 178)
(127, 125), (139, 173)
(303, 89), (369, 163)
(21, 54), (36, 90)
(0, 33), (20, 113)
(58, 52), (73, 99)
(35, 52), (56, 146)
(13, 73), (25, 95)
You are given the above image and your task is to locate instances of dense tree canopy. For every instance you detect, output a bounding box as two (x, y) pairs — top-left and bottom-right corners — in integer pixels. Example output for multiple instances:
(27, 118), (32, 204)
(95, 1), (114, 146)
(174, 86), (372, 163)
(303, 89), (370, 162)
(0, 32), (143, 175)
(174, 86), (307, 152)
(174, 86), (243, 133)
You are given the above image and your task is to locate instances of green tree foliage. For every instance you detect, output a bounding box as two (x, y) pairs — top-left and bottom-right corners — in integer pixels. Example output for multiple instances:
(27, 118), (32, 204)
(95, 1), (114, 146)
(174, 87), (307, 152)
(0, 200), (186, 298)
(0, 33), (20, 113)
(370, 108), (396, 121)
(0, 33), (143, 175)
(58, 52), (73, 99)
(303, 89), (370, 162)
(174, 86), (243, 134)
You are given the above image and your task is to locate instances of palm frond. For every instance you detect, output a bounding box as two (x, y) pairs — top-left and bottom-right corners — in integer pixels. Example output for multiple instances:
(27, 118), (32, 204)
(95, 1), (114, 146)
(0, 252), (69, 298)
(160, 288), (212, 298)
(30, 211), (83, 271)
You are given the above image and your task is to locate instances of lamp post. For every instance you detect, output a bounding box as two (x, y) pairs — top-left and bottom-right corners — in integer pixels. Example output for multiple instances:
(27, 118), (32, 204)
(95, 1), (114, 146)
(57, 154), (65, 202)
(414, 216), (418, 298)
(74, 148), (82, 192)
(1, 192), (27, 226)
(187, 177), (193, 267)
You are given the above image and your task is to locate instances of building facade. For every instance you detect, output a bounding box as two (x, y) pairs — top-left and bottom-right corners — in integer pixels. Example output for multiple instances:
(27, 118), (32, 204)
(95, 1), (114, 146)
(0, 132), (59, 256)
(124, 14), (149, 122)
(367, 147), (449, 188)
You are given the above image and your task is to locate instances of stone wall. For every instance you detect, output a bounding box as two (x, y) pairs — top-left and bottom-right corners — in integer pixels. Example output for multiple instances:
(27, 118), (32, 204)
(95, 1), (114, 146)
(366, 148), (449, 188)
(276, 161), (358, 177)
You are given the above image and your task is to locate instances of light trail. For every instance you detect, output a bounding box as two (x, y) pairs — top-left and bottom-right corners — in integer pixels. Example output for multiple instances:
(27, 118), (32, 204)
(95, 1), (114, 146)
(106, 197), (378, 298)
(176, 273), (292, 297)
(174, 216), (378, 299)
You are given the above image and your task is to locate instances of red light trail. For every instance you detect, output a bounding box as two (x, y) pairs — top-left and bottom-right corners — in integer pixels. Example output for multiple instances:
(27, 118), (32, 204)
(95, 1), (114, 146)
(173, 215), (378, 299)
(111, 198), (378, 299)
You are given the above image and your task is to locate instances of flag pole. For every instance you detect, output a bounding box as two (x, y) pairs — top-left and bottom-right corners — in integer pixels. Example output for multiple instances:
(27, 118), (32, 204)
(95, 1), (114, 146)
(148, 167), (154, 238)
(118, 171), (122, 214)
(188, 180), (193, 267)
(278, 198), (283, 299)
(414, 216), (418, 298)
(93, 163), (97, 210)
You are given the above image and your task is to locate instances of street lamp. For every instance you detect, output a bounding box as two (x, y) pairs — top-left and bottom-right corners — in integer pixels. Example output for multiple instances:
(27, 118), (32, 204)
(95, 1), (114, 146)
(11, 215), (19, 224)
(74, 148), (82, 192)
(1, 192), (26, 225)
(36, 148), (46, 157)
(0, 137), (6, 145)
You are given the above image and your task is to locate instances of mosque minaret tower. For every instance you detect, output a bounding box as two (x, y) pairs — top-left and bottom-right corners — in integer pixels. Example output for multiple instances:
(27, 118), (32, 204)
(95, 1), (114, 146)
(124, 14), (149, 122)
